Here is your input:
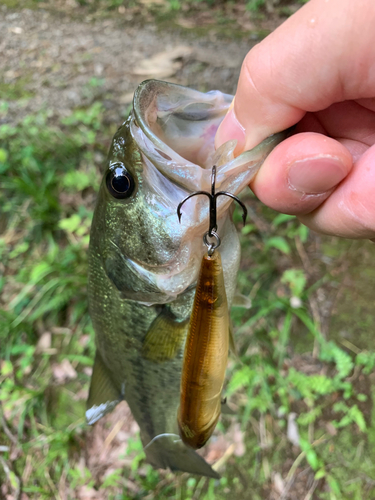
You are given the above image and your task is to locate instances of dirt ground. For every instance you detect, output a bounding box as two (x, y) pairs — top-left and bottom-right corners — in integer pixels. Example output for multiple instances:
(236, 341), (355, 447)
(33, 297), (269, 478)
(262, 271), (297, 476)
(0, 2), (292, 128)
(1, 4), (337, 500)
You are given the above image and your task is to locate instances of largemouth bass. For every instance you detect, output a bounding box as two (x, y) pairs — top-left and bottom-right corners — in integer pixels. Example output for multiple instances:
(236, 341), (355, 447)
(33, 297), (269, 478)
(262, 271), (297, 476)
(87, 79), (286, 478)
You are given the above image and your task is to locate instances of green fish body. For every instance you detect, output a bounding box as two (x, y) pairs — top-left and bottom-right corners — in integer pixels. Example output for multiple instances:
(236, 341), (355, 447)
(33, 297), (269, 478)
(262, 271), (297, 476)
(87, 80), (285, 478)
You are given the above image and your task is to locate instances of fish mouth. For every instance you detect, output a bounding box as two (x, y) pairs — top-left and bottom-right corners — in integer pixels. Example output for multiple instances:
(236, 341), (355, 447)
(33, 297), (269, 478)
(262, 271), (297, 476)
(133, 79), (231, 178)
(131, 79), (285, 204)
(107, 80), (287, 302)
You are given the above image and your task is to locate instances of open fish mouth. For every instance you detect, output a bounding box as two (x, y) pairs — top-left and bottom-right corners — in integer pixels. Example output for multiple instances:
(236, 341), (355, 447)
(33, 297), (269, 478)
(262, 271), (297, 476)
(131, 79), (285, 224)
(132, 79), (232, 189)
(99, 80), (286, 303)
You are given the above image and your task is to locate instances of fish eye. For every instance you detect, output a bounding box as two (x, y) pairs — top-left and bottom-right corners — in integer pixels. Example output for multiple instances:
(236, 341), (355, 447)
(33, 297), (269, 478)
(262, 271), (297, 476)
(106, 164), (135, 199)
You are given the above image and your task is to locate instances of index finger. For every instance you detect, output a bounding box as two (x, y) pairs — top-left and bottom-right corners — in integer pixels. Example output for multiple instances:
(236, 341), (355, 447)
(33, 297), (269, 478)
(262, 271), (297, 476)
(216, 0), (375, 152)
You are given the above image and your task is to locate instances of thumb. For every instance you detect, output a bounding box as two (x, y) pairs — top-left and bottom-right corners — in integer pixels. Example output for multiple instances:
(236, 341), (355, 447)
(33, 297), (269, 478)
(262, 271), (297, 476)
(216, 0), (375, 152)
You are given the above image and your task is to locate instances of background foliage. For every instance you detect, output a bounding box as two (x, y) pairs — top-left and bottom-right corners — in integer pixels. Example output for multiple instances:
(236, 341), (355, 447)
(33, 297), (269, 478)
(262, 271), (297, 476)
(1, 1), (375, 499)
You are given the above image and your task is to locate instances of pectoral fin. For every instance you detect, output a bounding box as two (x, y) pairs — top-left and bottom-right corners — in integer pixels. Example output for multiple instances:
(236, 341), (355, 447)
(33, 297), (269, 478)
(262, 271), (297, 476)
(142, 310), (189, 363)
(86, 350), (122, 425)
(232, 293), (252, 309)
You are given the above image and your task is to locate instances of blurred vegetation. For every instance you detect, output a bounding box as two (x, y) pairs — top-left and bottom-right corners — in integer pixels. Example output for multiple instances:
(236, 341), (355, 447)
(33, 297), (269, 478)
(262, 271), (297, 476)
(160, 0), (309, 13)
(1, 0), (309, 17)
(1, 2), (375, 498)
(36, 0), (310, 11)
(1, 93), (375, 499)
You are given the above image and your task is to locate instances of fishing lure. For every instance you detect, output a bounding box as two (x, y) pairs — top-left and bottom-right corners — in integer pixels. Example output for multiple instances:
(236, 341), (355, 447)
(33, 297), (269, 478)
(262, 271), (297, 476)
(176, 165), (247, 449)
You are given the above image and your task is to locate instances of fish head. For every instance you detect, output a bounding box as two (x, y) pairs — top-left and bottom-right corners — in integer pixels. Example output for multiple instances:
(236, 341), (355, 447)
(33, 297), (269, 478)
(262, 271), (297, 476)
(90, 80), (286, 305)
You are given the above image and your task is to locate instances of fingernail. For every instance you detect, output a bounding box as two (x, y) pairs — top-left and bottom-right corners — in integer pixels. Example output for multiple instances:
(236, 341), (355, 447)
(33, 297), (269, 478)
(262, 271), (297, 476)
(288, 157), (347, 194)
(215, 108), (246, 154)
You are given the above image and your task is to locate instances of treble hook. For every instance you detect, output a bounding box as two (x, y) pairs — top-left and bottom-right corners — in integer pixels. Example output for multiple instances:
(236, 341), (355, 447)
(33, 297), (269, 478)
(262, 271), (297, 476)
(177, 165), (247, 253)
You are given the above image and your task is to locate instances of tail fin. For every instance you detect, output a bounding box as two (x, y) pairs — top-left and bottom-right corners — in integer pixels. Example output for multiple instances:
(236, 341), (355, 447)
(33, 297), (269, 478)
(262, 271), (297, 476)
(143, 433), (220, 479)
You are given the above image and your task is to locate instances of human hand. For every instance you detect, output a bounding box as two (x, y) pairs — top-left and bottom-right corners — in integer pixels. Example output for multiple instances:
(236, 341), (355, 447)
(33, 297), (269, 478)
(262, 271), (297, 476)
(215, 0), (375, 239)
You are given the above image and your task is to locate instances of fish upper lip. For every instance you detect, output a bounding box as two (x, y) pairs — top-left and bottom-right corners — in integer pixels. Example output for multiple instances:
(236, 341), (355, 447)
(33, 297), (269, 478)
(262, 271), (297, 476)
(130, 79), (235, 193)
(133, 79), (230, 162)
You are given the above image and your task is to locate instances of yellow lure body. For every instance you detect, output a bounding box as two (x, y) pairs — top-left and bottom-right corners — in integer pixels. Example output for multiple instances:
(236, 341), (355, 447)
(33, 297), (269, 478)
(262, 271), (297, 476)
(178, 251), (229, 449)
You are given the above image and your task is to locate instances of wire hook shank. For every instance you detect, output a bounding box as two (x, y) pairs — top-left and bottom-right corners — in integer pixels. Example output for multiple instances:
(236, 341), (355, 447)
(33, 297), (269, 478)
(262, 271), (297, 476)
(176, 165), (248, 249)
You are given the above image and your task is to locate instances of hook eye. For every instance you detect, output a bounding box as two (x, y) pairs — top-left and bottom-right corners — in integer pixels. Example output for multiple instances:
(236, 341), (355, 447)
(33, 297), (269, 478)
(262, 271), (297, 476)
(203, 231), (221, 255)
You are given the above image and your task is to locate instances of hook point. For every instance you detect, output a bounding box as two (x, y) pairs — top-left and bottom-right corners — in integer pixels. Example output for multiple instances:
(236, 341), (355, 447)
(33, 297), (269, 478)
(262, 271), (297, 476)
(177, 207), (182, 224)
(242, 211), (247, 227)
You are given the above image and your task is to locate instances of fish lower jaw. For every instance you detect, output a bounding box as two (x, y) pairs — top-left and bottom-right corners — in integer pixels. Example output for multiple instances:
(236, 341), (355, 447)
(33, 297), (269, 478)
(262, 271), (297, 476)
(124, 286), (196, 307)
(118, 277), (197, 306)
(136, 298), (176, 307)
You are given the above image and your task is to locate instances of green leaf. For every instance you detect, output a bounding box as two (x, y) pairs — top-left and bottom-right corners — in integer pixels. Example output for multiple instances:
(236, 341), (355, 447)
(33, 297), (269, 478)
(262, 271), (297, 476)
(227, 366), (253, 394)
(333, 402), (366, 432)
(30, 261), (53, 283)
(281, 269), (306, 297)
(327, 475), (341, 495)
(62, 170), (94, 192)
(101, 468), (123, 488)
(297, 407), (322, 425)
(9, 470), (19, 490)
(0, 147), (8, 163)
(357, 393), (367, 402)
(299, 438), (321, 470)
(59, 214), (82, 234)
(355, 351), (375, 374)
(320, 341), (354, 378)
(272, 213), (295, 226)
(9, 241), (29, 259)
(241, 224), (256, 235)
(299, 436), (310, 452)
(350, 405), (366, 432)
(306, 448), (320, 470)
(315, 468), (326, 480)
(298, 224), (309, 243)
(1, 360), (13, 376)
(265, 236), (290, 254)
(65, 354), (93, 366)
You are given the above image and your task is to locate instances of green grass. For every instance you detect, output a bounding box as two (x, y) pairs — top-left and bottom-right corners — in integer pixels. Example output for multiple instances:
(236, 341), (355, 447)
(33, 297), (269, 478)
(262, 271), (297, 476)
(1, 0), (308, 21)
(0, 77), (34, 101)
(1, 93), (375, 499)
